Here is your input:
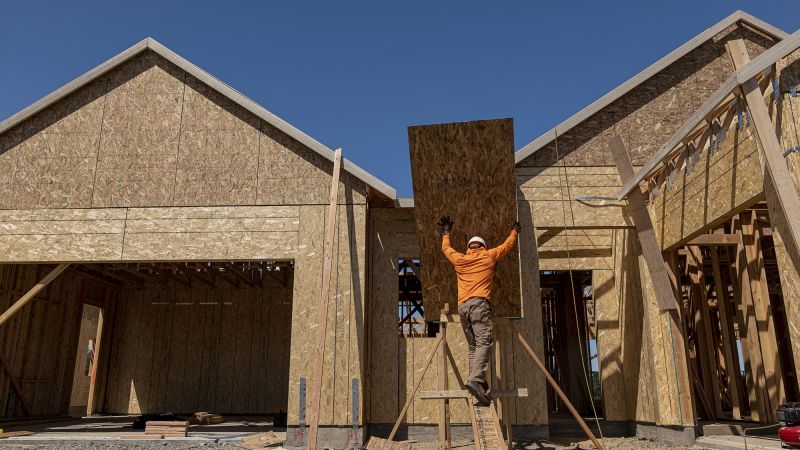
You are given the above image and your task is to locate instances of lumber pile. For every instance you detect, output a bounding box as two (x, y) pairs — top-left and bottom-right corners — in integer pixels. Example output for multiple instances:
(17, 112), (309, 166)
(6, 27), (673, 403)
(144, 420), (188, 437)
(194, 411), (225, 425)
(240, 431), (283, 448)
(365, 437), (414, 449)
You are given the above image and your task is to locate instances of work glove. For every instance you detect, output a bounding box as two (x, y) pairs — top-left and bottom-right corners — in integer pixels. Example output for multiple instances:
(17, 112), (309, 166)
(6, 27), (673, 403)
(513, 221), (521, 233)
(438, 216), (454, 235)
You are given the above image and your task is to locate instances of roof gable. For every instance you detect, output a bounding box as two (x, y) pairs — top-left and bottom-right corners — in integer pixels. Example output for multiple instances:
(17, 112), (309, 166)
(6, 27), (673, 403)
(514, 10), (787, 165)
(0, 37), (397, 201)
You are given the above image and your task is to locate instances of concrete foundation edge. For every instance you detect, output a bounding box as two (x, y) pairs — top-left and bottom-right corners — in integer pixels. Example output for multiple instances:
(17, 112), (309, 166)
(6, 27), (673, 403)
(366, 423), (549, 442)
(633, 422), (698, 445)
(285, 426), (364, 448)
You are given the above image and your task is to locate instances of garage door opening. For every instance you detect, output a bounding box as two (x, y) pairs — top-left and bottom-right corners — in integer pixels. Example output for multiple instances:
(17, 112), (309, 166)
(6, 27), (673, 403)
(0, 260), (294, 431)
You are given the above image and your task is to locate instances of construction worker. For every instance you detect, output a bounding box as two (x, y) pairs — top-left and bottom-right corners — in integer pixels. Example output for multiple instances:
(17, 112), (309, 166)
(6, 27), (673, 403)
(438, 216), (520, 406)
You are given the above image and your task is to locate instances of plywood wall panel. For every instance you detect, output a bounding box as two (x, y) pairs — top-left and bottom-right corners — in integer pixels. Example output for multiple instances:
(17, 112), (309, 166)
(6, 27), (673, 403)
(408, 119), (520, 319)
(104, 280), (293, 414)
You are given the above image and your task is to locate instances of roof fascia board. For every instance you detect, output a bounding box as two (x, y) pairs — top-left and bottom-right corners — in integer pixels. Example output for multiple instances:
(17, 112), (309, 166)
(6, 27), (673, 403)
(615, 26), (800, 199)
(514, 10), (788, 165)
(0, 37), (397, 200)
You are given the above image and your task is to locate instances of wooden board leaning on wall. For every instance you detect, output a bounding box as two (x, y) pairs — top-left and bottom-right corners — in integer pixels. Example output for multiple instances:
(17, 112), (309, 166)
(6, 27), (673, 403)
(408, 118), (521, 320)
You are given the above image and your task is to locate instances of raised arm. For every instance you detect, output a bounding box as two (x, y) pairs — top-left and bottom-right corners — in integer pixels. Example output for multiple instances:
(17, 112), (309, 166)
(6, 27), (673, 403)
(488, 223), (520, 262)
(442, 234), (464, 264)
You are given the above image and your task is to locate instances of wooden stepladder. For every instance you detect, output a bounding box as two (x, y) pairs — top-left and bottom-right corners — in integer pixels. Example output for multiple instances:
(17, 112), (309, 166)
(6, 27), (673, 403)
(385, 305), (605, 450)
(387, 304), (527, 450)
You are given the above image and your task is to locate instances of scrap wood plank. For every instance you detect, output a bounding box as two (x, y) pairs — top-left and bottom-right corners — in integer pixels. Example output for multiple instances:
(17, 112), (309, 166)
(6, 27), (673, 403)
(408, 119), (520, 319)
(366, 437), (414, 450)
(308, 148), (343, 450)
(473, 403), (505, 450)
(420, 388), (528, 399)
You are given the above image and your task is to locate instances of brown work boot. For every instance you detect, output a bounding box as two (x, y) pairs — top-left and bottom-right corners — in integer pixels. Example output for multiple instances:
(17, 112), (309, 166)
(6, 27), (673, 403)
(466, 381), (491, 406)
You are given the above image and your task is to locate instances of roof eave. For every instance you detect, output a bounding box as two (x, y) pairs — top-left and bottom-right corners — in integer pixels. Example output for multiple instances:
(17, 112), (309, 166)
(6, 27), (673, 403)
(0, 37), (397, 201)
(514, 10), (788, 165)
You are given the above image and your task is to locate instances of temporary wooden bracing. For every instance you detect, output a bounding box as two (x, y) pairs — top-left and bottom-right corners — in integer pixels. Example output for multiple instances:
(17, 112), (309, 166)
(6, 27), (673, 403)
(1, 8), (800, 449)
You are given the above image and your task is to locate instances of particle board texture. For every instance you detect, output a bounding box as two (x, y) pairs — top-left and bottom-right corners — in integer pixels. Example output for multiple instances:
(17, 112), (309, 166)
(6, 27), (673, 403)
(770, 49), (800, 394)
(103, 276), (292, 414)
(517, 23), (776, 168)
(408, 119), (521, 319)
(286, 203), (367, 434)
(0, 264), (117, 418)
(367, 208), (546, 427)
(648, 110), (764, 250)
(0, 49), (367, 210)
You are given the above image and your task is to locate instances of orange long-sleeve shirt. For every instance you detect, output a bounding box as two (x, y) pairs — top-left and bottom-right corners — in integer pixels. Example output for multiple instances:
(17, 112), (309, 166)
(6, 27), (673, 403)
(442, 230), (518, 304)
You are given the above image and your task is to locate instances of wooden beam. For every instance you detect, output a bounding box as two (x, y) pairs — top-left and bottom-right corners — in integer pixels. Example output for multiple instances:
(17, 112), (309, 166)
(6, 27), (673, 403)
(223, 263), (259, 288)
(726, 39), (800, 258)
(686, 234), (740, 246)
(389, 333), (444, 441)
(730, 215), (768, 421)
(0, 264), (69, 328)
(420, 388), (528, 399)
(610, 135), (677, 311)
(516, 332), (604, 450)
(86, 307), (105, 415)
(687, 246), (724, 418)
(741, 211), (783, 418)
(709, 247), (742, 419)
(438, 305), (450, 450)
(0, 351), (31, 416)
(664, 251), (696, 424)
(308, 148), (342, 450)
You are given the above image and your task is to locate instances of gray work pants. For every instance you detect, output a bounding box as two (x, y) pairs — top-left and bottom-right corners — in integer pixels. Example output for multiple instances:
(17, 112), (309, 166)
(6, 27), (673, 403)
(458, 297), (493, 386)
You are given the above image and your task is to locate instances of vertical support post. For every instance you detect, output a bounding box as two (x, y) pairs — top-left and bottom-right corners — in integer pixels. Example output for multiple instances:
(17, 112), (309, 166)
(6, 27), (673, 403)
(503, 321), (514, 449)
(86, 307), (105, 416)
(709, 246), (742, 419)
(439, 304), (451, 450)
(741, 211), (783, 418)
(731, 215), (768, 421)
(687, 246), (724, 418)
(307, 148), (342, 450)
(664, 251), (696, 423)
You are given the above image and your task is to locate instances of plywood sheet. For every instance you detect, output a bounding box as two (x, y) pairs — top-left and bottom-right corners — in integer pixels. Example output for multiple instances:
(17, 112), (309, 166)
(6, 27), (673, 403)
(408, 119), (521, 319)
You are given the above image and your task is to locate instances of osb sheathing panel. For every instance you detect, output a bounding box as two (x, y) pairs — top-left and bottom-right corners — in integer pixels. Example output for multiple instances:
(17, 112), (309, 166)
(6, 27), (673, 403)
(0, 50), (366, 210)
(287, 204), (366, 427)
(650, 115), (764, 250)
(771, 51), (800, 392)
(517, 24), (775, 168)
(536, 229), (615, 271)
(516, 166), (630, 229)
(408, 119), (520, 319)
(104, 279), (291, 414)
(0, 206), (302, 262)
(0, 265), (116, 417)
(367, 208), (546, 425)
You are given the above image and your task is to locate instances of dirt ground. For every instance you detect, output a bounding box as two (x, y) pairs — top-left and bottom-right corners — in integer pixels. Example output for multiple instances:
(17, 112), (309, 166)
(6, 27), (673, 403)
(0, 437), (701, 449)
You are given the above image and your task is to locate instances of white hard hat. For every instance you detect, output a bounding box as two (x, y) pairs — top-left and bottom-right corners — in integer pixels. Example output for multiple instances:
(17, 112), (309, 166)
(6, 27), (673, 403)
(468, 236), (486, 247)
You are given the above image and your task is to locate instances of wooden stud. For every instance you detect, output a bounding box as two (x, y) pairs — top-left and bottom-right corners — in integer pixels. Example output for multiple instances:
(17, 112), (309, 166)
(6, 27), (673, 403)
(686, 246), (724, 418)
(86, 306), (105, 416)
(0, 264), (69, 328)
(730, 215), (768, 421)
(664, 251), (696, 424)
(516, 332), (604, 450)
(388, 333), (444, 441)
(709, 247), (742, 419)
(308, 148), (343, 450)
(726, 39), (800, 261)
(741, 211), (783, 418)
(439, 304), (450, 450)
(0, 350), (31, 416)
(610, 135), (677, 311)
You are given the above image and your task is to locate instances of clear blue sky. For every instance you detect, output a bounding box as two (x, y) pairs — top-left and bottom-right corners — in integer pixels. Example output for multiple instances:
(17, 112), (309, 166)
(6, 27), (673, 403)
(1, 1), (797, 197)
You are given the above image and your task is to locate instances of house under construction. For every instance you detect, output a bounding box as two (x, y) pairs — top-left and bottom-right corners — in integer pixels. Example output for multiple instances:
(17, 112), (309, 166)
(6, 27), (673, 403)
(0, 9), (799, 448)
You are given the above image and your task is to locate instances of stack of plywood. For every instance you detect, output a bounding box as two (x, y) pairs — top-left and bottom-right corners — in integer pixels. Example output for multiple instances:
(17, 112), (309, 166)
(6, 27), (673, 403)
(144, 420), (188, 438)
(194, 411), (225, 425)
